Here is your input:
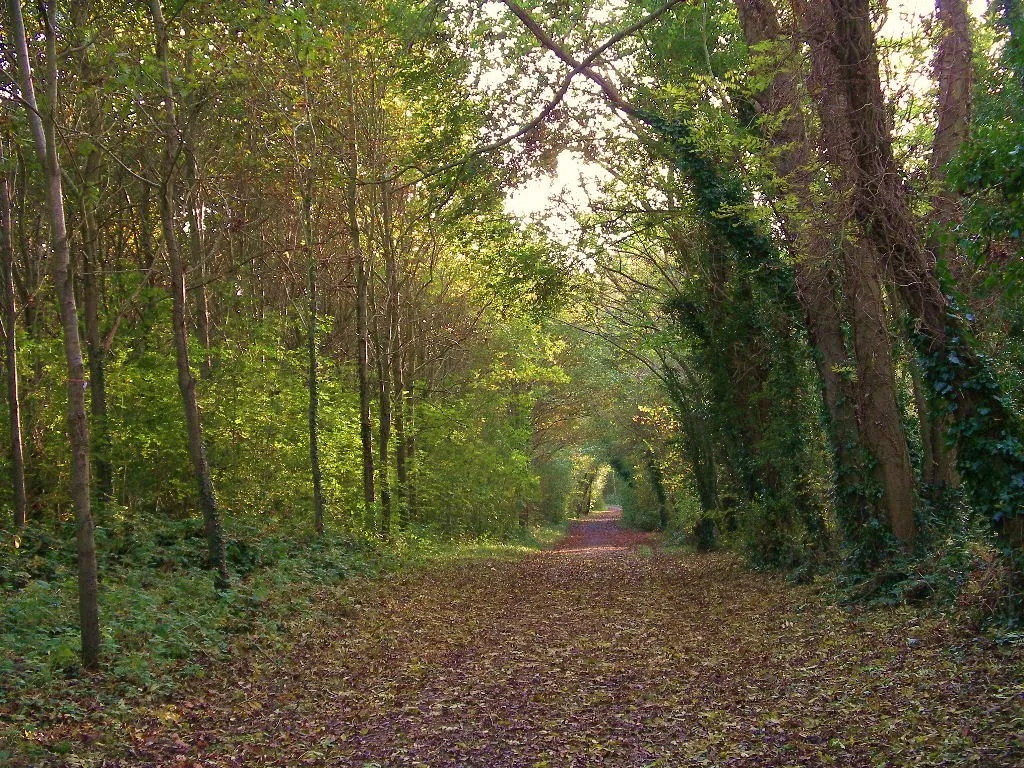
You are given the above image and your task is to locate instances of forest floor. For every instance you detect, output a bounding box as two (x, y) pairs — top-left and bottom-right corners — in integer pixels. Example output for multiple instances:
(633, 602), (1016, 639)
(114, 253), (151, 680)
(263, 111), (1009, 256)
(32, 510), (1024, 766)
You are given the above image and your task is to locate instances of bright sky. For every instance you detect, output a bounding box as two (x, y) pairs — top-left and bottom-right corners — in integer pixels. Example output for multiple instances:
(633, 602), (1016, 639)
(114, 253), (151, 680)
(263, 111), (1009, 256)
(503, 0), (990, 235)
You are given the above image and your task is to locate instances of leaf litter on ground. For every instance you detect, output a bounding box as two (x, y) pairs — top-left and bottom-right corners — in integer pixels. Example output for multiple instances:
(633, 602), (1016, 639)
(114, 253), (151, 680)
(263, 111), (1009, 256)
(13, 510), (1024, 767)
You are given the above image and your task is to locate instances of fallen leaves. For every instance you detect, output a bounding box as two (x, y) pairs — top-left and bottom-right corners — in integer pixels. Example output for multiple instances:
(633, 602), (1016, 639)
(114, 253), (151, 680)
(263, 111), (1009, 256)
(23, 510), (1024, 766)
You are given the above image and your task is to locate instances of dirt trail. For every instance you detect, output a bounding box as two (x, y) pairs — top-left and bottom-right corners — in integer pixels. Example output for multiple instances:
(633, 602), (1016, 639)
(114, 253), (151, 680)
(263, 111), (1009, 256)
(111, 511), (1020, 767)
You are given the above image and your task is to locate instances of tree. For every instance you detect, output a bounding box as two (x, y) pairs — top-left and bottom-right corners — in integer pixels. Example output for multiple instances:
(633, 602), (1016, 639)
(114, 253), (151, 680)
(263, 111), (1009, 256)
(4, 0), (101, 669)
(148, 0), (229, 589)
(0, 134), (27, 528)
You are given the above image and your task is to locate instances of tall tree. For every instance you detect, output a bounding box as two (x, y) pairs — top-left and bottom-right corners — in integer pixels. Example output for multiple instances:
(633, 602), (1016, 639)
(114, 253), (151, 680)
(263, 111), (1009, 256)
(0, 136), (28, 529)
(4, 0), (100, 668)
(735, 0), (916, 541)
(348, 66), (376, 524)
(793, 0), (1024, 534)
(148, 0), (229, 589)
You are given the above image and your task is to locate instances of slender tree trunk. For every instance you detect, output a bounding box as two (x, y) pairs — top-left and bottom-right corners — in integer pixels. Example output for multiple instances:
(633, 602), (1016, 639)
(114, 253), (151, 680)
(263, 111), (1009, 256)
(82, 240), (112, 503)
(0, 142), (28, 528)
(185, 151), (213, 380)
(373, 306), (392, 535)
(6, 0), (100, 668)
(150, 0), (228, 589)
(375, 185), (401, 536)
(393, 307), (407, 528)
(347, 69), (375, 524)
(304, 187), (325, 536)
(71, 0), (112, 505)
(295, 53), (325, 536)
(405, 348), (418, 523)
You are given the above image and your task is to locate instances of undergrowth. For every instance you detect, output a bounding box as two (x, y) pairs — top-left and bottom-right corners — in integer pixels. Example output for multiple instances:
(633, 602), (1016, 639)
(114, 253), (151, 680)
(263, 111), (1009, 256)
(0, 514), (566, 763)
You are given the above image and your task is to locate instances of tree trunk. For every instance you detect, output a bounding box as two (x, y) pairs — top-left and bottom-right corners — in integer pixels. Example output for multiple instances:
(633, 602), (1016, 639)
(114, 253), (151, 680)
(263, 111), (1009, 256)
(296, 50), (325, 537)
(796, 0), (1024, 532)
(405, 347), (418, 523)
(72, 0), (112, 505)
(150, 0), (228, 589)
(6, 0), (100, 668)
(0, 141), (28, 528)
(580, 472), (595, 516)
(793, 261), (870, 525)
(376, 184), (401, 536)
(931, 0), (974, 187)
(737, 0), (917, 541)
(304, 187), (325, 536)
(646, 456), (670, 530)
(373, 295), (393, 536)
(393, 307), (408, 528)
(185, 150), (213, 380)
(843, 238), (917, 541)
(920, 0), (973, 489)
(347, 69), (375, 525)
(82, 241), (112, 504)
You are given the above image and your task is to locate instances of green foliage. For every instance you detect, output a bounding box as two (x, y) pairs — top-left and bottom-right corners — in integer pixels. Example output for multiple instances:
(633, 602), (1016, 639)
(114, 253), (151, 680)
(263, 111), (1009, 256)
(949, 1), (1024, 295)
(0, 510), (565, 751)
(534, 453), (575, 523)
(914, 310), (1024, 531)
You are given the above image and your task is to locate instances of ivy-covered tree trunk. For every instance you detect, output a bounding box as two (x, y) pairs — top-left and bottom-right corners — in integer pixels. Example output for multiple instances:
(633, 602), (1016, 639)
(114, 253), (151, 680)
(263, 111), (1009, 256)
(737, 0), (917, 542)
(796, 0), (1024, 534)
(6, 0), (101, 669)
(919, 0), (974, 489)
(645, 455), (670, 530)
(843, 238), (917, 542)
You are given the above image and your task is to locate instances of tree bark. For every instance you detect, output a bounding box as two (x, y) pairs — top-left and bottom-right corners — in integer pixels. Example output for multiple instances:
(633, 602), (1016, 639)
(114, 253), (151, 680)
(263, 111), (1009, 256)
(375, 183), (401, 536)
(393, 299), (408, 528)
(373, 296), (393, 536)
(71, 0), (113, 505)
(304, 188), (325, 536)
(150, 0), (229, 589)
(843, 238), (917, 541)
(795, 0), (1024, 532)
(0, 140), (28, 528)
(919, 0), (973, 489)
(5, 0), (101, 669)
(741, 0), (916, 540)
(82, 237), (112, 504)
(185, 150), (213, 380)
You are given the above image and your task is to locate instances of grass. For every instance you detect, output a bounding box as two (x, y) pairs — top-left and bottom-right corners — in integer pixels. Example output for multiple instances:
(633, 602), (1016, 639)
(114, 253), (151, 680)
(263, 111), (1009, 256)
(0, 514), (568, 764)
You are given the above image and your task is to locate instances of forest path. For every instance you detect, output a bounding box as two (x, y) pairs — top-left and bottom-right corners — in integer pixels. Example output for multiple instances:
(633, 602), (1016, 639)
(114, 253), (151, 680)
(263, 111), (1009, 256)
(117, 510), (1021, 767)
